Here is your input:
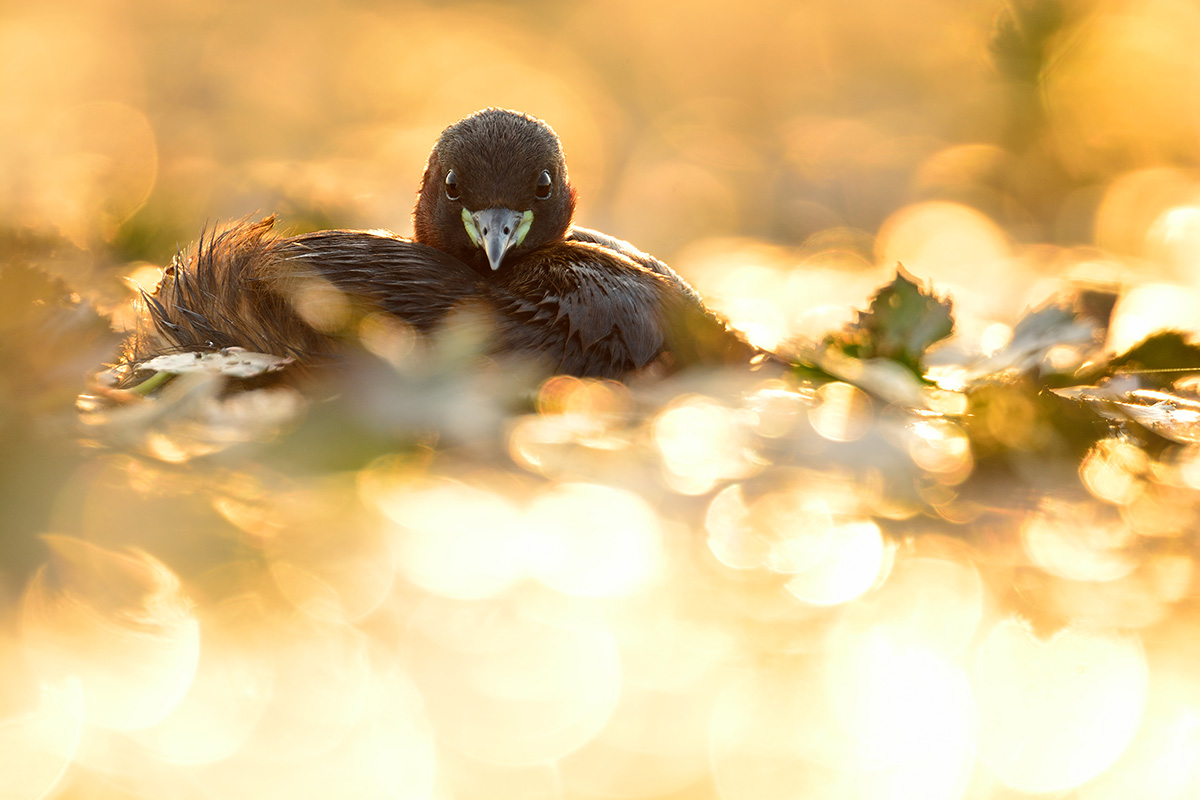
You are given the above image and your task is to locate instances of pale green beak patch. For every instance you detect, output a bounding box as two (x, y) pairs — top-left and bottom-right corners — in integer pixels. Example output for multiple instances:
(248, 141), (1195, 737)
(462, 207), (534, 271)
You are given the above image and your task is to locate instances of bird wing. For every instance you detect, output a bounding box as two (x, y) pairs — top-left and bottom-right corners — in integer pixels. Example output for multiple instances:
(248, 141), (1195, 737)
(568, 226), (706, 306)
(285, 233), (670, 377)
(490, 242), (674, 377)
(279, 230), (488, 332)
(566, 228), (759, 370)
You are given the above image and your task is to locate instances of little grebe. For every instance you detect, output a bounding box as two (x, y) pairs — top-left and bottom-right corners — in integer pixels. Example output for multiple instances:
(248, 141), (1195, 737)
(129, 109), (753, 380)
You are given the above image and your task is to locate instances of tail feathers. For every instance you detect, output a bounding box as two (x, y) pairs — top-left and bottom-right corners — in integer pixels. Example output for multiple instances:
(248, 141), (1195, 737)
(128, 216), (335, 363)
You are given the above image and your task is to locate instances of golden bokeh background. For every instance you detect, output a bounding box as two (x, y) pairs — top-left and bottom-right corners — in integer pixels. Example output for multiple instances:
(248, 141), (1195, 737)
(7, 0), (1200, 798)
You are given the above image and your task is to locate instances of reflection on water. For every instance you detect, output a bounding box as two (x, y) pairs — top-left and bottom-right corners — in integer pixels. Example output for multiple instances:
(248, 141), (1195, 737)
(40, 360), (1200, 798)
(21, 536), (200, 733)
(9, 0), (1200, 797)
(975, 620), (1148, 793)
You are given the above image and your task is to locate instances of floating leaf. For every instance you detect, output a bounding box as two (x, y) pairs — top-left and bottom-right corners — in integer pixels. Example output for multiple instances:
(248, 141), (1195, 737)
(1101, 331), (1200, 388)
(138, 349), (294, 379)
(830, 267), (954, 377)
(1054, 379), (1200, 444)
(965, 301), (1099, 380)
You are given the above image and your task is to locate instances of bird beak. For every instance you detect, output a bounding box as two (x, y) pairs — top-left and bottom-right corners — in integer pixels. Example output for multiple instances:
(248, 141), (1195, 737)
(463, 208), (534, 271)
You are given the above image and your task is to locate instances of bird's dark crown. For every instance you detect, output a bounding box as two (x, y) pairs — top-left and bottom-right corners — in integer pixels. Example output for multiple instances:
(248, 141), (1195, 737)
(413, 108), (577, 274)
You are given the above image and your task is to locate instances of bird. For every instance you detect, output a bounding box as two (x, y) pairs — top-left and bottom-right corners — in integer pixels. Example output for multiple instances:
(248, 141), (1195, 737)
(126, 108), (754, 382)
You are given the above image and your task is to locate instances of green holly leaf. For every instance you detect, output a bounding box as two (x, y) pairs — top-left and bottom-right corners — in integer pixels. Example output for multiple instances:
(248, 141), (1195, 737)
(831, 266), (954, 377)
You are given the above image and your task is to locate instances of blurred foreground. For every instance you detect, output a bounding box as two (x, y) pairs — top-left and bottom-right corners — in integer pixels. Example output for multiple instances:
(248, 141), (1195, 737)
(8, 0), (1200, 798)
(8, 263), (1200, 800)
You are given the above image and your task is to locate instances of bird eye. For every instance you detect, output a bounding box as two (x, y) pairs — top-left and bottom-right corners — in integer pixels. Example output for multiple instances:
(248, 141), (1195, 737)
(445, 170), (460, 201)
(535, 170), (552, 200)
